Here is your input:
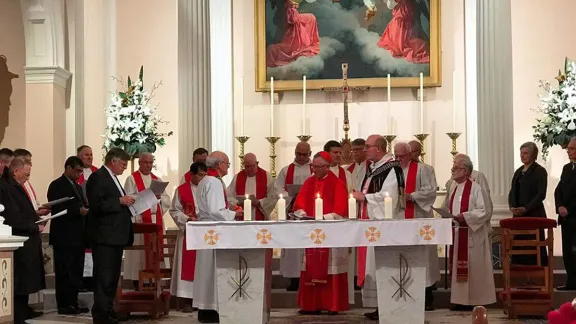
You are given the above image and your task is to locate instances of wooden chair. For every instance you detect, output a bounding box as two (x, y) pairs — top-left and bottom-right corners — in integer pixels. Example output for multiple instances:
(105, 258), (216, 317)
(499, 217), (557, 318)
(115, 223), (171, 319)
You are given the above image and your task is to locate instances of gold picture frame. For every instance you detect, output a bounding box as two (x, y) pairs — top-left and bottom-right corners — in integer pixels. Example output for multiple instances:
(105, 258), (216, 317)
(255, 0), (442, 92)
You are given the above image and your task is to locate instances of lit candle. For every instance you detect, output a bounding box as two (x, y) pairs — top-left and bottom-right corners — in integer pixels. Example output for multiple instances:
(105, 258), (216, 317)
(277, 194), (286, 221)
(302, 75), (307, 134)
(387, 74), (391, 133)
(240, 77), (244, 135)
(419, 72), (424, 134)
(452, 71), (456, 132)
(243, 194), (252, 221)
(270, 77), (274, 136)
(315, 193), (323, 220)
(384, 192), (393, 219)
(348, 194), (357, 220)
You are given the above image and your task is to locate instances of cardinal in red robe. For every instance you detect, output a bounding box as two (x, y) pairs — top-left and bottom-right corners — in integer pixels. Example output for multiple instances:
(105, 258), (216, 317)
(292, 151), (349, 315)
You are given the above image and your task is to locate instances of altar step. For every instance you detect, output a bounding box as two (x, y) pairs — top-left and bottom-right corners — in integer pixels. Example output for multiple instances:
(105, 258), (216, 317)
(40, 287), (576, 311)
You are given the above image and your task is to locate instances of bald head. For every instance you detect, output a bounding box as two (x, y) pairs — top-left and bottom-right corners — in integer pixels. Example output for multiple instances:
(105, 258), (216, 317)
(294, 141), (312, 165)
(243, 153), (257, 164)
(243, 153), (259, 176)
(365, 134), (387, 162)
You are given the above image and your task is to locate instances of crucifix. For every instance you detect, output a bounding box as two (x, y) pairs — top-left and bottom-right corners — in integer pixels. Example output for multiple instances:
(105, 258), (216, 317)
(321, 63), (370, 164)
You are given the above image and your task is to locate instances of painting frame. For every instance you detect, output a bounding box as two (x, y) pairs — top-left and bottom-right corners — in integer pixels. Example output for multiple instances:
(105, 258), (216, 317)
(254, 0), (442, 92)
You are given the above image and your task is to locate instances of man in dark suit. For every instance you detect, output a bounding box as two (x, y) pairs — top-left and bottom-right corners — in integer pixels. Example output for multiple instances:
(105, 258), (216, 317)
(47, 156), (90, 315)
(554, 137), (576, 291)
(86, 148), (135, 324)
(1, 157), (45, 324)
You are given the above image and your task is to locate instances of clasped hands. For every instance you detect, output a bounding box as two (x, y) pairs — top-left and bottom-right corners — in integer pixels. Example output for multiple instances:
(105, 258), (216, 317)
(558, 206), (568, 218)
(510, 207), (527, 216)
(454, 214), (466, 225)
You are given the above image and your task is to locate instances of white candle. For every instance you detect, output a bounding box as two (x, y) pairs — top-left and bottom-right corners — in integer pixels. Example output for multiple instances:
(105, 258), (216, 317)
(452, 71), (456, 132)
(419, 72), (424, 134)
(243, 194), (252, 221)
(348, 194), (357, 220)
(270, 77), (274, 136)
(387, 74), (391, 133)
(384, 192), (393, 219)
(277, 194), (286, 221)
(315, 193), (323, 220)
(302, 75), (307, 134)
(240, 77), (244, 135)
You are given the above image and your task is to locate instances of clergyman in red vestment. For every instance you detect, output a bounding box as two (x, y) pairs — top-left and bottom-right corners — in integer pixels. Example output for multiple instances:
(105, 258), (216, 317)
(292, 151), (349, 315)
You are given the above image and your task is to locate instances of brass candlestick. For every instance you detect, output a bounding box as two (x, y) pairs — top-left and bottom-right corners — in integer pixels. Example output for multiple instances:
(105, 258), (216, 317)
(383, 135), (397, 152)
(235, 136), (250, 170)
(446, 132), (462, 159)
(297, 135), (312, 142)
(414, 133), (430, 162)
(265, 136), (281, 178)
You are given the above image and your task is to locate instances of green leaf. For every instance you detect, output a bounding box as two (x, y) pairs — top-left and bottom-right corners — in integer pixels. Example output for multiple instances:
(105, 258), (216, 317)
(128, 76), (132, 87)
(119, 92), (127, 99)
(565, 57), (569, 74)
(139, 66), (144, 85)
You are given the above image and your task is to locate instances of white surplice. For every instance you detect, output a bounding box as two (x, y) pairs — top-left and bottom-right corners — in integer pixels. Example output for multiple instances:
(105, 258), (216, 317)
(226, 170), (277, 220)
(350, 161), (368, 192)
(168, 184), (198, 298)
(361, 153), (401, 308)
(274, 161), (312, 279)
(330, 165), (353, 193)
(193, 175), (236, 311)
(122, 171), (171, 280)
(442, 181), (496, 306)
(446, 170), (493, 215)
(403, 163), (440, 287)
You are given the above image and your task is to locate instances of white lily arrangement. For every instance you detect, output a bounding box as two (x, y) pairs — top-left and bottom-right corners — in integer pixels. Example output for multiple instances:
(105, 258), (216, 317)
(533, 58), (576, 159)
(103, 66), (173, 157)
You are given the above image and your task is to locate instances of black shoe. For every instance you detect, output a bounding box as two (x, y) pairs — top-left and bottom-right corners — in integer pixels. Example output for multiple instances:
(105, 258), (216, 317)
(198, 309), (219, 323)
(26, 307), (43, 319)
(132, 280), (139, 291)
(364, 309), (378, 320)
(75, 306), (90, 313)
(182, 304), (197, 313)
(557, 285), (576, 291)
(354, 275), (361, 290)
(92, 315), (118, 324)
(298, 310), (321, 315)
(286, 278), (299, 291)
(58, 306), (80, 315)
(425, 286), (434, 311)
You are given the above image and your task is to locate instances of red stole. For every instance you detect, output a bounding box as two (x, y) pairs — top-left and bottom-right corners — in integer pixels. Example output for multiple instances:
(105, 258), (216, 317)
(235, 168), (267, 221)
(448, 179), (472, 283)
(132, 171), (164, 267)
(183, 171), (192, 184)
(23, 182), (37, 204)
(336, 166), (347, 183)
(78, 165), (98, 185)
(404, 161), (419, 219)
(285, 163), (312, 189)
(292, 173), (348, 284)
(177, 183), (197, 281)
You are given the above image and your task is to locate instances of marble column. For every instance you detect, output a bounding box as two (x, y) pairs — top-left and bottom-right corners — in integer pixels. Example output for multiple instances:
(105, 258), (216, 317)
(178, 0), (212, 177)
(466, 0), (514, 224)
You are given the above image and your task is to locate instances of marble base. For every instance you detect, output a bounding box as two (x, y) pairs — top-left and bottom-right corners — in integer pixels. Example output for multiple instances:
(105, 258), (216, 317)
(375, 245), (427, 324)
(215, 249), (272, 324)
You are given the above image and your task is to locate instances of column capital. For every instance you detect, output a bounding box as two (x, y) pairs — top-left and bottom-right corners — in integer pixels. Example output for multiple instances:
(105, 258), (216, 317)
(24, 66), (71, 88)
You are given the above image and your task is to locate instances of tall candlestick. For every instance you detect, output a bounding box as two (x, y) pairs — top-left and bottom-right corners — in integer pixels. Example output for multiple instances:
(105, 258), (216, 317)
(302, 75), (306, 134)
(240, 77), (244, 135)
(277, 194), (286, 221)
(348, 194), (357, 220)
(452, 71), (456, 132)
(243, 194), (252, 221)
(315, 193), (323, 220)
(387, 74), (392, 133)
(384, 192), (393, 219)
(270, 77), (274, 136)
(420, 72), (424, 133)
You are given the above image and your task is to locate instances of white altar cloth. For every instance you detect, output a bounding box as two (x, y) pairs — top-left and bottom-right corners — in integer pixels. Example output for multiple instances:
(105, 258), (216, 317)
(186, 218), (452, 250)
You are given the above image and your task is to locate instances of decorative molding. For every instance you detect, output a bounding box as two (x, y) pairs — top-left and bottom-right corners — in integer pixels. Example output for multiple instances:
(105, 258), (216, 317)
(24, 66), (72, 88)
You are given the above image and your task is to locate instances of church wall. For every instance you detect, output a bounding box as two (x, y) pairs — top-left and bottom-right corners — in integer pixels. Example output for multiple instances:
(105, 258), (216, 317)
(0, 0), (26, 148)
(231, 0), (466, 188)
(511, 0), (576, 255)
(116, 0), (179, 228)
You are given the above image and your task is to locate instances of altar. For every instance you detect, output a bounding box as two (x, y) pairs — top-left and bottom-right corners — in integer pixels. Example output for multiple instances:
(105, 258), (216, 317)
(186, 218), (453, 324)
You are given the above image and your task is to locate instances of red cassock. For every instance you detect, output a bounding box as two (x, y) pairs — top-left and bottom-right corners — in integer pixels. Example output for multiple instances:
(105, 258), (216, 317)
(377, 0), (430, 64)
(292, 172), (349, 312)
(266, 0), (320, 67)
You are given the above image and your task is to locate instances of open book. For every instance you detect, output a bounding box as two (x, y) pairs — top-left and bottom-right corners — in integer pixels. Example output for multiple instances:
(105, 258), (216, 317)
(431, 207), (455, 219)
(41, 197), (73, 208)
(36, 210), (68, 223)
(287, 213), (315, 220)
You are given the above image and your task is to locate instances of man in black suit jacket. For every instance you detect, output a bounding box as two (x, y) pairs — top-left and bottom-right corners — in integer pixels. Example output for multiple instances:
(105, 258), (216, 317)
(86, 148), (135, 324)
(47, 156), (90, 315)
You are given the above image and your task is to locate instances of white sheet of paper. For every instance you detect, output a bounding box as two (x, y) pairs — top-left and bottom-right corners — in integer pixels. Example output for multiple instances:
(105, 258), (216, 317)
(432, 207), (455, 219)
(129, 188), (158, 216)
(36, 210), (68, 223)
(150, 180), (169, 195)
(41, 197), (74, 208)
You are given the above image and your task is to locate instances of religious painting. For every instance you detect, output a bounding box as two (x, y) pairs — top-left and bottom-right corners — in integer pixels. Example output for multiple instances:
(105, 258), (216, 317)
(255, 0), (442, 91)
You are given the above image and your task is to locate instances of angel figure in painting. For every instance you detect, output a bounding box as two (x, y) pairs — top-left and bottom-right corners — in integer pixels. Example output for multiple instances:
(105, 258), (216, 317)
(365, 0), (430, 64)
(266, 0), (320, 67)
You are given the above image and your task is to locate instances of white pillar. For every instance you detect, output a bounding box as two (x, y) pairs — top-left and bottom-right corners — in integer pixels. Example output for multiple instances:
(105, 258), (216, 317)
(178, 0), (212, 176)
(468, 0), (515, 223)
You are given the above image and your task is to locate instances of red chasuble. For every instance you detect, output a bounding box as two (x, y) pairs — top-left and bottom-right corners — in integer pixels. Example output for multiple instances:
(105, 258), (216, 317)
(404, 161), (419, 219)
(132, 171), (164, 267)
(177, 183), (197, 281)
(77, 165), (98, 185)
(284, 163), (312, 189)
(235, 168), (267, 220)
(448, 179), (472, 282)
(292, 172), (349, 312)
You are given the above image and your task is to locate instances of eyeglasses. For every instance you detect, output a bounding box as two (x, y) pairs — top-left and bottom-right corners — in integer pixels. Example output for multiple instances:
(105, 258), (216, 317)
(312, 164), (328, 169)
(364, 144), (378, 149)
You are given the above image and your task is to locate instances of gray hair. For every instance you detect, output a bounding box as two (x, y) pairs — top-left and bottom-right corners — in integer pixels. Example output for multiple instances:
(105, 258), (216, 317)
(104, 147), (130, 164)
(205, 156), (222, 168)
(9, 156), (31, 171)
(394, 141), (411, 153)
(519, 141), (539, 159)
(138, 152), (154, 160)
(455, 154), (474, 173)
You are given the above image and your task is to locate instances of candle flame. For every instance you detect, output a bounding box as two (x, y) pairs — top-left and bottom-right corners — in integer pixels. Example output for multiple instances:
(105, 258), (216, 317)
(349, 194), (353, 199)
(245, 194), (249, 199)
(384, 191), (389, 197)
(316, 193), (320, 199)
(279, 193), (283, 199)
